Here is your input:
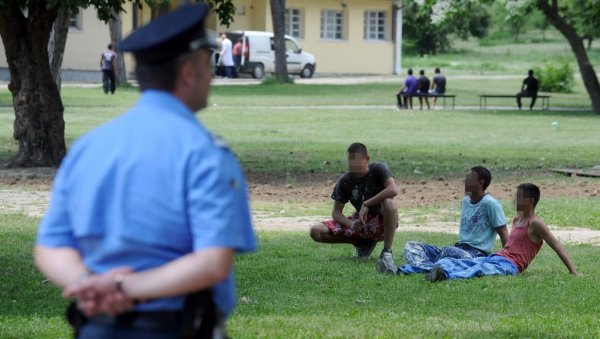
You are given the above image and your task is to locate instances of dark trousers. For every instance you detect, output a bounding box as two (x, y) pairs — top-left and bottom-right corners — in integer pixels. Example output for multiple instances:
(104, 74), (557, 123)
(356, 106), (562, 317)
(224, 66), (235, 79)
(102, 69), (116, 94)
(417, 92), (430, 109)
(516, 91), (537, 109)
(396, 93), (413, 109)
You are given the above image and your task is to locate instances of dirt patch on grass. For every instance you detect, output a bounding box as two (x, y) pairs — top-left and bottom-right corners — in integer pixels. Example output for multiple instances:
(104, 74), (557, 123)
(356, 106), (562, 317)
(1, 168), (598, 244)
(246, 171), (600, 209)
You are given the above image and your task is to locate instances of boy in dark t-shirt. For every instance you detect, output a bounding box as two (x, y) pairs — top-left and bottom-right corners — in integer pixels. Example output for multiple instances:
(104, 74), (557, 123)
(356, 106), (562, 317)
(416, 69), (431, 110)
(309, 142), (399, 272)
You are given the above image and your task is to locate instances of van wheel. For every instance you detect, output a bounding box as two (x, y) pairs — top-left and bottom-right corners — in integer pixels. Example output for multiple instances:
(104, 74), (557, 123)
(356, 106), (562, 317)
(252, 64), (264, 79)
(300, 65), (314, 78)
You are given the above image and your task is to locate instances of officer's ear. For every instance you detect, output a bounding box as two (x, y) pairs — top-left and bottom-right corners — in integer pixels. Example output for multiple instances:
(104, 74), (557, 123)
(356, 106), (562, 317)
(177, 56), (197, 87)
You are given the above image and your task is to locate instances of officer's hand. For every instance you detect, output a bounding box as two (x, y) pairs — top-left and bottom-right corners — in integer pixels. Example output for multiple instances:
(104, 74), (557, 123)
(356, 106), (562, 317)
(64, 266), (133, 316)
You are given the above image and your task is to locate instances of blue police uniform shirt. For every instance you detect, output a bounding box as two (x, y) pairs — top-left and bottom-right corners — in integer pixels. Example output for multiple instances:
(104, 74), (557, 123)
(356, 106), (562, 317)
(458, 194), (506, 254)
(37, 90), (257, 317)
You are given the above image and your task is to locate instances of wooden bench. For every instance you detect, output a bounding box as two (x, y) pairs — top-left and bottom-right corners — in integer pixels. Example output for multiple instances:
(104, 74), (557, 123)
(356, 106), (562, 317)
(479, 94), (550, 110)
(398, 93), (456, 110)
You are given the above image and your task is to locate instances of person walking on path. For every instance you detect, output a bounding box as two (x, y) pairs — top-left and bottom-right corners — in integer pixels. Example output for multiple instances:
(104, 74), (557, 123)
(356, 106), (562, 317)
(100, 44), (117, 94)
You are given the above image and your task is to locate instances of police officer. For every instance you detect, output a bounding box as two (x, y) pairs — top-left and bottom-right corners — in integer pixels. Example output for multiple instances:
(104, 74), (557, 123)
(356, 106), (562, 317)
(34, 4), (256, 338)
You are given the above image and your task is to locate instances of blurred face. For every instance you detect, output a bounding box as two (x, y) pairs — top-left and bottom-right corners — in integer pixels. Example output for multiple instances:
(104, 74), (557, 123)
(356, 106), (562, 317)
(348, 152), (369, 176)
(515, 189), (532, 212)
(464, 171), (483, 196)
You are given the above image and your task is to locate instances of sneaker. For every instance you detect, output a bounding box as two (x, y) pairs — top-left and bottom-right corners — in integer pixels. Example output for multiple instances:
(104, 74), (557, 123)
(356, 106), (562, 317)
(426, 264), (446, 282)
(376, 251), (397, 274)
(354, 239), (376, 259)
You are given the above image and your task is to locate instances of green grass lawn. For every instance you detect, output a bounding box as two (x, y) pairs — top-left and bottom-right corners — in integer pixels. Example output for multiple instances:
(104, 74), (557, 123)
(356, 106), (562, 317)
(2, 216), (599, 338)
(229, 232), (600, 338)
(3, 81), (597, 178)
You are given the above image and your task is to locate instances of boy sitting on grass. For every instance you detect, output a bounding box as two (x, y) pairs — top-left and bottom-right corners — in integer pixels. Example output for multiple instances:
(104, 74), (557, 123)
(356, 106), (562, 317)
(426, 183), (580, 282)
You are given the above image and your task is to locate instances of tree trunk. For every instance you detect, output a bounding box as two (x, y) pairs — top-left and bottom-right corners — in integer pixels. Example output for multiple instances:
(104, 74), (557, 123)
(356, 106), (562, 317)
(538, 0), (600, 115)
(48, 9), (70, 92)
(270, 0), (288, 82)
(0, 3), (66, 167)
(109, 9), (127, 84)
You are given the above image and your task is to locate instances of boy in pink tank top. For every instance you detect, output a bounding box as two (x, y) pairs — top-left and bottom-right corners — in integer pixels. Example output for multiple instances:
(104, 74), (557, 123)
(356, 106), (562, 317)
(426, 183), (580, 282)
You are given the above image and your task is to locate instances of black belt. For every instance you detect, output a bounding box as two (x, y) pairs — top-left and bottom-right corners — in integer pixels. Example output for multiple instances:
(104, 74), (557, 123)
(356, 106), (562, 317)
(88, 311), (183, 331)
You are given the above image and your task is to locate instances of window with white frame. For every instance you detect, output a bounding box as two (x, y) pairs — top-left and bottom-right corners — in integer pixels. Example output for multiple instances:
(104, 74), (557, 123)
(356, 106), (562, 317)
(364, 11), (386, 40)
(285, 8), (302, 38)
(320, 10), (344, 40)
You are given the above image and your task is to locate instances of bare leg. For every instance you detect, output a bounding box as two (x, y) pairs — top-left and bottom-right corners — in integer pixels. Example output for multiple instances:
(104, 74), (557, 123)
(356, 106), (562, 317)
(382, 198), (399, 252)
(309, 223), (355, 244)
(425, 97), (430, 110)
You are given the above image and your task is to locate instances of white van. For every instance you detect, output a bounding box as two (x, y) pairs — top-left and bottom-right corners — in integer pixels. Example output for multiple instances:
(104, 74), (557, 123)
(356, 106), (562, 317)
(225, 31), (316, 79)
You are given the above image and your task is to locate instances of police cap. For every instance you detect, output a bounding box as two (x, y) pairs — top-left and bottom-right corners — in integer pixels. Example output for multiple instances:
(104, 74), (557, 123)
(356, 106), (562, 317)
(119, 4), (216, 64)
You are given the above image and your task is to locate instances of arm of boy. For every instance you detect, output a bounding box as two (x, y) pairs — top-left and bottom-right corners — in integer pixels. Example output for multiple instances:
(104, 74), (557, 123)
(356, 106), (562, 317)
(332, 201), (358, 229)
(496, 226), (509, 247)
(360, 178), (397, 223)
(530, 219), (580, 276)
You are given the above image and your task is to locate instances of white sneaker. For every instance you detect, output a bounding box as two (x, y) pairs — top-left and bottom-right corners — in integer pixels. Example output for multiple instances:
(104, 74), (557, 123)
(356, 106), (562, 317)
(376, 251), (397, 274)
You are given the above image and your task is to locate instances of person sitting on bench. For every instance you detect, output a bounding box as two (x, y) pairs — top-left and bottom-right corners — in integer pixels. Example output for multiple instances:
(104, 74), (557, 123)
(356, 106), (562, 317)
(429, 67), (446, 108)
(517, 69), (539, 110)
(416, 69), (431, 110)
(396, 68), (417, 109)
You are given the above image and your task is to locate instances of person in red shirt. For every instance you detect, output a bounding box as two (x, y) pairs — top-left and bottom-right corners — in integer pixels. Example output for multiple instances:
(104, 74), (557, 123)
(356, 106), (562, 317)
(232, 38), (242, 70)
(426, 183), (580, 282)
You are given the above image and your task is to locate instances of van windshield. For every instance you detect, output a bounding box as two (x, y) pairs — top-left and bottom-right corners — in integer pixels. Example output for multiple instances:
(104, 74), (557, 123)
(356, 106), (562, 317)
(285, 39), (300, 53)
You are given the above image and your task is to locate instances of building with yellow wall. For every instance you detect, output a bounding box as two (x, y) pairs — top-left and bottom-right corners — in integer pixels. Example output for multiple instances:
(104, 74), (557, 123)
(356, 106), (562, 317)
(207, 0), (401, 74)
(0, 1), (402, 78)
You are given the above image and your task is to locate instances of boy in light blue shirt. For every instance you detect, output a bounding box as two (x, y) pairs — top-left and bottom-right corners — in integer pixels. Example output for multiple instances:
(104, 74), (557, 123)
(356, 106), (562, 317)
(379, 166), (508, 275)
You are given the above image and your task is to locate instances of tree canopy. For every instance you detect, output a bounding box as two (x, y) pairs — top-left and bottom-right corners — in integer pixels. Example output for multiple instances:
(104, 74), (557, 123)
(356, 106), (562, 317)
(0, 0), (236, 167)
(403, 0), (491, 55)
(418, 0), (600, 114)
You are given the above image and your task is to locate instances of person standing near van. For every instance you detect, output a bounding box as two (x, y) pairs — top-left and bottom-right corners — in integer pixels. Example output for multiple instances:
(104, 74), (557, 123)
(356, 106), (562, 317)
(232, 38), (242, 70)
(100, 44), (117, 94)
(219, 33), (235, 79)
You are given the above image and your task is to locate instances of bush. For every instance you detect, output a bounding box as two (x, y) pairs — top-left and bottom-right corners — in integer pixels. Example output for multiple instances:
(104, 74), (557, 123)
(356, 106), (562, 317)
(533, 62), (574, 93)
